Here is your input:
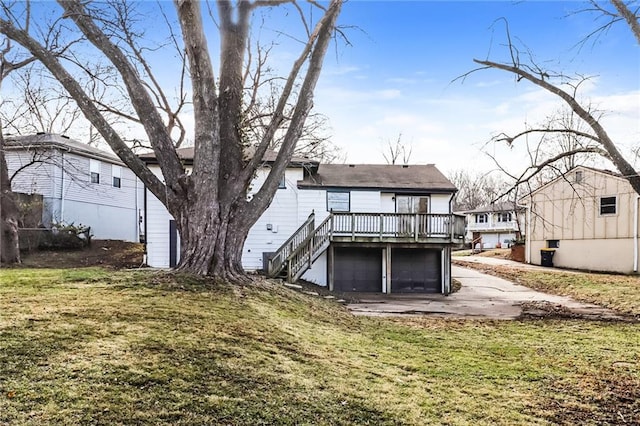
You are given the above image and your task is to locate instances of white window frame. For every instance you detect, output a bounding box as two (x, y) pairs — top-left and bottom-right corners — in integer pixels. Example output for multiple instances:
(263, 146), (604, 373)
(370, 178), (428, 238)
(475, 213), (488, 223)
(90, 159), (101, 184)
(112, 165), (122, 188)
(327, 191), (350, 212)
(497, 212), (512, 222)
(599, 196), (617, 215)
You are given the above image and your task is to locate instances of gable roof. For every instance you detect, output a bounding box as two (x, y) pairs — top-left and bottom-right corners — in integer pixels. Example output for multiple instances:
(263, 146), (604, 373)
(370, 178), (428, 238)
(460, 201), (521, 214)
(521, 165), (628, 200)
(297, 163), (457, 193)
(4, 133), (123, 165)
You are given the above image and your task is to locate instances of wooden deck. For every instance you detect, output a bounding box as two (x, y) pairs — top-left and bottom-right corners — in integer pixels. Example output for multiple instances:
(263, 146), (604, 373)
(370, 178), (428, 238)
(268, 212), (466, 282)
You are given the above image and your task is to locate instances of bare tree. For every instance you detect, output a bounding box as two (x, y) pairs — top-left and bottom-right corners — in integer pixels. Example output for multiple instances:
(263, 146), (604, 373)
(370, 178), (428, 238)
(448, 169), (509, 211)
(462, 2), (640, 195)
(382, 133), (412, 165)
(0, 0), (343, 279)
(483, 105), (609, 191)
(0, 38), (36, 263)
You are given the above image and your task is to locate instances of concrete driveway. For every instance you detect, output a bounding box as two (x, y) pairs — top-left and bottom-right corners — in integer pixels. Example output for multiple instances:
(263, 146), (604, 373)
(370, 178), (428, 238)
(347, 265), (615, 320)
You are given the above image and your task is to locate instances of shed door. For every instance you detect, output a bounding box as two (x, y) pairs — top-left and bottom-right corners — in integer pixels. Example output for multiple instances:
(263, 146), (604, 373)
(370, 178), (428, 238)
(391, 248), (441, 293)
(334, 248), (382, 292)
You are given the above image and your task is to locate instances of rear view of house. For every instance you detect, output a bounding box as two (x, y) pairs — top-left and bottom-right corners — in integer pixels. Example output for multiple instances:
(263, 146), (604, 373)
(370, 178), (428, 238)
(459, 202), (523, 249)
(520, 166), (640, 273)
(142, 149), (465, 294)
(5, 133), (141, 241)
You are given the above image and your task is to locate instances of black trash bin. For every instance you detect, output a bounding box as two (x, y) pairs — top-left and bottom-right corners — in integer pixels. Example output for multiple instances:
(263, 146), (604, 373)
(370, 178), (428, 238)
(540, 249), (555, 267)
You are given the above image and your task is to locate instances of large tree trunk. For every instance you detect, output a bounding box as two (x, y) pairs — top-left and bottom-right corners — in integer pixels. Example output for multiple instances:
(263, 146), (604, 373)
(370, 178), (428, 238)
(171, 193), (253, 282)
(0, 135), (21, 264)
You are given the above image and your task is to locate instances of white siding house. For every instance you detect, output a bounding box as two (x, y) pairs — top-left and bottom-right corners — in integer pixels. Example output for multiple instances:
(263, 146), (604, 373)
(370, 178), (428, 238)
(141, 149), (465, 295)
(5, 133), (140, 242)
(459, 202), (523, 249)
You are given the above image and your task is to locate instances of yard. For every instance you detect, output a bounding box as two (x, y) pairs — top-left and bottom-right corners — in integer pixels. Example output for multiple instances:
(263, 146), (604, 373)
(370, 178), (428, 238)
(1, 267), (638, 425)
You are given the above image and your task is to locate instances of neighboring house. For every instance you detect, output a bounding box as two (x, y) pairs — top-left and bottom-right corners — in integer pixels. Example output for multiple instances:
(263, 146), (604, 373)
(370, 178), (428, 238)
(4, 133), (141, 242)
(459, 202), (523, 249)
(519, 166), (640, 273)
(141, 148), (466, 294)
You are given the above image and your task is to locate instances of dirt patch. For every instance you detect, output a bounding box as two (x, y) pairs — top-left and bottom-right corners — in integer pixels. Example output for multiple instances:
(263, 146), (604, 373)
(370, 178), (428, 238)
(519, 301), (637, 323)
(18, 239), (145, 269)
(538, 372), (640, 425)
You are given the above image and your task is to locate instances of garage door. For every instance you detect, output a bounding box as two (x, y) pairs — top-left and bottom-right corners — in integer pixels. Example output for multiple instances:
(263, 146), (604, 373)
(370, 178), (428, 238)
(334, 248), (382, 292)
(391, 248), (441, 293)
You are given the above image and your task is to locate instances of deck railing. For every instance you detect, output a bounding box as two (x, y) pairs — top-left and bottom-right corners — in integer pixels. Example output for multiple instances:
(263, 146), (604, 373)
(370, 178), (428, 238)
(331, 212), (466, 240)
(268, 212), (466, 281)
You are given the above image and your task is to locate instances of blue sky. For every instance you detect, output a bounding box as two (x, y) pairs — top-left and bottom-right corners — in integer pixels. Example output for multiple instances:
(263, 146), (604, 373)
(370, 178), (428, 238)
(5, 1), (637, 177)
(308, 1), (640, 174)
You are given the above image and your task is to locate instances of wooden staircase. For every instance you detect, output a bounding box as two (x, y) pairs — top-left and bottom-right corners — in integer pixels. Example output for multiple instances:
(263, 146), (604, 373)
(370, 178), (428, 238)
(267, 212), (332, 283)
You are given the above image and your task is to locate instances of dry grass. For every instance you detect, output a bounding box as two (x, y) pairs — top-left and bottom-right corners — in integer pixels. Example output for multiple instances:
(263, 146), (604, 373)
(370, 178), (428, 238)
(0, 268), (638, 425)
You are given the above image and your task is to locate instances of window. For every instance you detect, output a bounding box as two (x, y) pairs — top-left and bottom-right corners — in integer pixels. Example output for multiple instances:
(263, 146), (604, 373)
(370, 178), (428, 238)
(112, 165), (122, 188)
(90, 159), (100, 184)
(575, 170), (583, 183)
(475, 213), (487, 223)
(497, 212), (512, 222)
(327, 191), (350, 212)
(278, 175), (286, 189)
(547, 240), (560, 249)
(600, 196), (617, 215)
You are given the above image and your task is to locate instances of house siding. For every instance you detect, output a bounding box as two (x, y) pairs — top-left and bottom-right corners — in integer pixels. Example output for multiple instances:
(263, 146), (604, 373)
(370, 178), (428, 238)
(6, 150), (58, 197)
(525, 167), (639, 272)
(6, 146), (138, 241)
(145, 186), (173, 268)
(430, 193), (452, 214)
(242, 168), (302, 271)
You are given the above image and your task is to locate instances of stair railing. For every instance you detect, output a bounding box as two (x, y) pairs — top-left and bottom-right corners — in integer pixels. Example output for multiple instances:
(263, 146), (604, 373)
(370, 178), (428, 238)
(267, 212), (315, 278)
(286, 213), (333, 282)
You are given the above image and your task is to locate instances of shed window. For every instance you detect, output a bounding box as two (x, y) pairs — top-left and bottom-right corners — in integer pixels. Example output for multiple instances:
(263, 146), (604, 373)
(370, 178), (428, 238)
(90, 159), (100, 184)
(547, 239), (560, 249)
(112, 165), (122, 188)
(327, 191), (350, 212)
(600, 196), (617, 215)
(475, 213), (488, 223)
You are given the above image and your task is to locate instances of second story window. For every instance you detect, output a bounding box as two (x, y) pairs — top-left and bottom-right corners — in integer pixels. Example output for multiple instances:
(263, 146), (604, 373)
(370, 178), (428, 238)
(112, 165), (122, 188)
(90, 159), (100, 184)
(475, 213), (488, 223)
(497, 212), (512, 222)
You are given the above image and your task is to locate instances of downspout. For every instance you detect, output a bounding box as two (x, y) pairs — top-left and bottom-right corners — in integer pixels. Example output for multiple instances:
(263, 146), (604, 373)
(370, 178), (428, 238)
(134, 176), (139, 243)
(515, 198), (531, 264)
(634, 195), (639, 272)
(143, 182), (148, 265)
(60, 150), (65, 223)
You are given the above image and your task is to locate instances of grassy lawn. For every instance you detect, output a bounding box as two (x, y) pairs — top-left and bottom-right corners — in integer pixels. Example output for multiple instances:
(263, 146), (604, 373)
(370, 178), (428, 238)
(1, 268), (639, 425)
